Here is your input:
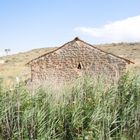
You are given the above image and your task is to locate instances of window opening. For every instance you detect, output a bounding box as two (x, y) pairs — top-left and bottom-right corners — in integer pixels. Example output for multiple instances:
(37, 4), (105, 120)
(77, 63), (82, 69)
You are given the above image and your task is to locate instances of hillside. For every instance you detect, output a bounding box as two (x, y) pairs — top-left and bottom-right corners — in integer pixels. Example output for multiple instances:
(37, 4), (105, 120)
(0, 43), (140, 84)
(98, 43), (140, 71)
(0, 47), (55, 84)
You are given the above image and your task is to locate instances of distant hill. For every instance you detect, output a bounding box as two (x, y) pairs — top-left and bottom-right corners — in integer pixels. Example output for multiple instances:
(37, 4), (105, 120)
(0, 43), (140, 85)
(97, 42), (140, 71)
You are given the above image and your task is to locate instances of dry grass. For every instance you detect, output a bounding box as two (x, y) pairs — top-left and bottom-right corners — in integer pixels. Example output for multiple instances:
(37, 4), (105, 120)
(0, 42), (140, 84)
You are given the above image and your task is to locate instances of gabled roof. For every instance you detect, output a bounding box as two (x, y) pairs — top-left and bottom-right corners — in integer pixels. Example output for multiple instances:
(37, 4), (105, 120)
(27, 37), (134, 65)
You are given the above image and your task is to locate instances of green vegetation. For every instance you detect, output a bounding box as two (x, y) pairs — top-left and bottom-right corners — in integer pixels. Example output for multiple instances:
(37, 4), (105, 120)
(0, 73), (140, 140)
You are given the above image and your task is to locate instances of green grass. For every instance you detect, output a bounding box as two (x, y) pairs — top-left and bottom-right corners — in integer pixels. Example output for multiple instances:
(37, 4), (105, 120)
(0, 73), (140, 140)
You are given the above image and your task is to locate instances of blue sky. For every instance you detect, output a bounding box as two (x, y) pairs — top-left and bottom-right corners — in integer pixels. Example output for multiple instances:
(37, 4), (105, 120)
(0, 0), (140, 55)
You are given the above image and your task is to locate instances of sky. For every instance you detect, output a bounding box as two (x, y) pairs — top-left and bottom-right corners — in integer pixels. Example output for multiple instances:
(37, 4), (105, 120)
(0, 0), (140, 55)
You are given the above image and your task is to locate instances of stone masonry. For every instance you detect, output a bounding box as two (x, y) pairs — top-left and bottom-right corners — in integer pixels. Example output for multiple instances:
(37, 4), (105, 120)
(28, 37), (134, 83)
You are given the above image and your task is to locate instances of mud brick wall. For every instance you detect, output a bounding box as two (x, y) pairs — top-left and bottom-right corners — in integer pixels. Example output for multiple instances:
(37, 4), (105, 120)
(30, 39), (128, 83)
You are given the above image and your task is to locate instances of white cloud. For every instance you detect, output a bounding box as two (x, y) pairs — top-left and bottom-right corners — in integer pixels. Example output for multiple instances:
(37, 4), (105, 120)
(75, 15), (140, 43)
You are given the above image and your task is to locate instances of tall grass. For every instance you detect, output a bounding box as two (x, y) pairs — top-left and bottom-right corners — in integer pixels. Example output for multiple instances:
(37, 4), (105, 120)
(0, 73), (140, 140)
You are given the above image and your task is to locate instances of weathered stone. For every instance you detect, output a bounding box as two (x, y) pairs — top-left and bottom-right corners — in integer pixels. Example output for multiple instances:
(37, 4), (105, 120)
(28, 38), (134, 83)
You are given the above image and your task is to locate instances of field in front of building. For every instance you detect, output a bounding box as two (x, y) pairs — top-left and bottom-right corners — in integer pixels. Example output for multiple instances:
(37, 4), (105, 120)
(0, 74), (140, 139)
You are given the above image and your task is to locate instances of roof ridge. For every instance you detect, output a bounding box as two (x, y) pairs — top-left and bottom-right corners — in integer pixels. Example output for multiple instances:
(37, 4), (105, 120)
(27, 37), (134, 65)
(27, 38), (76, 64)
(77, 38), (134, 64)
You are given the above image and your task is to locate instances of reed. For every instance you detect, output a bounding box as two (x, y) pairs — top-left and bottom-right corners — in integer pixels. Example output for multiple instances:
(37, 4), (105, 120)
(0, 73), (140, 140)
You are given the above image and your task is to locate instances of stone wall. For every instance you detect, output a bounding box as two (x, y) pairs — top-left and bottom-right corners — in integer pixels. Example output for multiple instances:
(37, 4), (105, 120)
(30, 39), (128, 83)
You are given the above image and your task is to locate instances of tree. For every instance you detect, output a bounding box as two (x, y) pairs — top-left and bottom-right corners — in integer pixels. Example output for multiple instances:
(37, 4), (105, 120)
(4, 49), (11, 55)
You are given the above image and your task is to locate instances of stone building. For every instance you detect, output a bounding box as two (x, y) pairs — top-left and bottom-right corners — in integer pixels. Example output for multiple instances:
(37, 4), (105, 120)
(28, 37), (134, 83)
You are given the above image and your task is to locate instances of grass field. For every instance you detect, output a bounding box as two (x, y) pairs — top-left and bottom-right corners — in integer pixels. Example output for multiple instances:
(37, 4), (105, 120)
(0, 73), (140, 139)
